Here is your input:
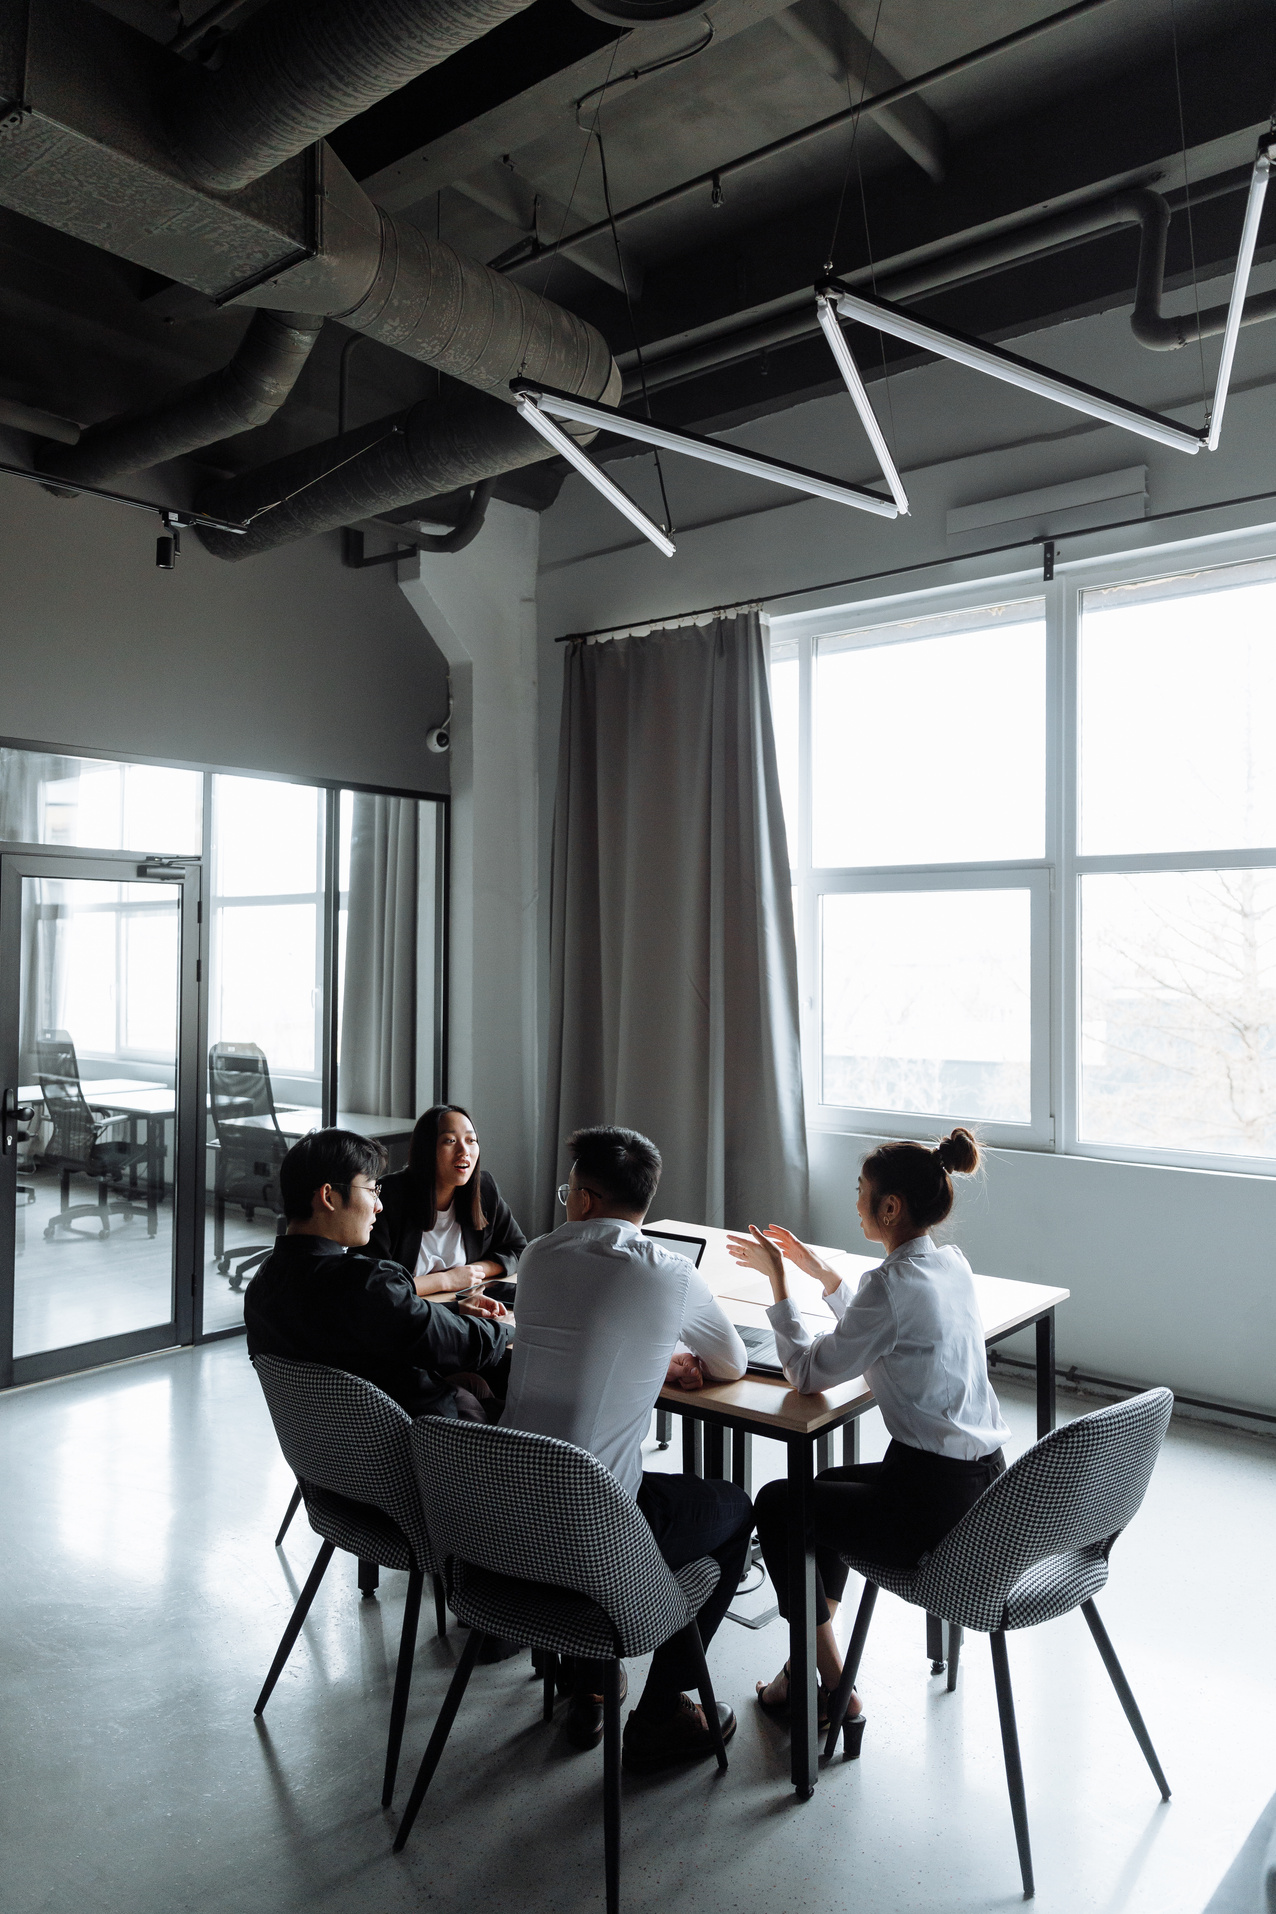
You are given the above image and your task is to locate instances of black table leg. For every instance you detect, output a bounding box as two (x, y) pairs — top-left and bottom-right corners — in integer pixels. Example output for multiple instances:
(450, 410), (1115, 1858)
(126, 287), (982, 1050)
(656, 1409), (671, 1449)
(704, 1423), (726, 1479)
(681, 1413), (703, 1477)
(787, 1437), (817, 1798)
(731, 1429), (752, 1496)
(1035, 1309), (1057, 1436)
(815, 1433), (832, 1473)
(843, 1418), (859, 1466)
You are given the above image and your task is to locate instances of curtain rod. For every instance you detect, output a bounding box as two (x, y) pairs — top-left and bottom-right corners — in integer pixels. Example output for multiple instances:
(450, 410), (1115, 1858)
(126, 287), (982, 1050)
(554, 484), (1276, 641)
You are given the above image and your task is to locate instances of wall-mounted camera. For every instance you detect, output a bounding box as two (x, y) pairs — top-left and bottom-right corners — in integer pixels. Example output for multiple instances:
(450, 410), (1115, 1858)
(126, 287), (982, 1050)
(426, 725), (450, 754)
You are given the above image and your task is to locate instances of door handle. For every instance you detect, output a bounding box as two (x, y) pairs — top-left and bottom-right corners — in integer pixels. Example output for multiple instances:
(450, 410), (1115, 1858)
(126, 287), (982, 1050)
(2, 1089), (32, 1155)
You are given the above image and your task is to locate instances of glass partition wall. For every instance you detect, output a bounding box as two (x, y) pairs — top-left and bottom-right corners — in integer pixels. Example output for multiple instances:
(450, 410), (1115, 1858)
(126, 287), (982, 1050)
(0, 747), (447, 1375)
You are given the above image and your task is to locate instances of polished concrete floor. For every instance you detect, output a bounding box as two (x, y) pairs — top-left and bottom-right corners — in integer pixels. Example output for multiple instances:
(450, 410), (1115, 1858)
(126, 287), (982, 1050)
(12, 1162), (269, 1349)
(2, 1341), (1273, 1914)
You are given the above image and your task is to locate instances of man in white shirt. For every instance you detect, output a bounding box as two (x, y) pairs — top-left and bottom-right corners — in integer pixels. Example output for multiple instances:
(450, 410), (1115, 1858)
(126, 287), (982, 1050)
(503, 1125), (752, 1773)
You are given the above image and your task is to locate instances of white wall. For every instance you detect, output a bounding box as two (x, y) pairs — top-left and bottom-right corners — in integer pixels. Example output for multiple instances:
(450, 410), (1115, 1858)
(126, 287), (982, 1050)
(399, 502), (542, 1226)
(810, 1130), (1276, 1415)
(534, 281), (1276, 1415)
(0, 459), (451, 795)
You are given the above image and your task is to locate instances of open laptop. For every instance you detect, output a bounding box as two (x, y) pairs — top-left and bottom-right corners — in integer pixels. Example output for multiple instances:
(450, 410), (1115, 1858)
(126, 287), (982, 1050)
(732, 1323), (786, 1377)
(642, 1228), (706, 1267)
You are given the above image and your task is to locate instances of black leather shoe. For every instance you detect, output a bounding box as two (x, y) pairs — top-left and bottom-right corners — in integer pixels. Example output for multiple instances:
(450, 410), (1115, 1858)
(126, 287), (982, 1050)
(622, 1693), (737, 1773)
(562, 1664), (628, 1749)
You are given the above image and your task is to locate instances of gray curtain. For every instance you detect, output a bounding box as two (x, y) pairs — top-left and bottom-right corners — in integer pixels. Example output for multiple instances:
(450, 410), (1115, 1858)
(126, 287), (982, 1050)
(339, 794), (418, 1117)
(539, 610), (808, 1233)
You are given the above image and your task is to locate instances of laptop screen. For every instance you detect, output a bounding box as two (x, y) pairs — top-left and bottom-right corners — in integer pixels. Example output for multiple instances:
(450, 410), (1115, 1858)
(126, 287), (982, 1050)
(642, 1228), (706, 1268)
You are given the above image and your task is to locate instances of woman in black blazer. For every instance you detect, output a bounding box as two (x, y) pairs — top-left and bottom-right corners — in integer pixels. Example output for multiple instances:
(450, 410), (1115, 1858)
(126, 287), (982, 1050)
(367, 1103), (526, 1302)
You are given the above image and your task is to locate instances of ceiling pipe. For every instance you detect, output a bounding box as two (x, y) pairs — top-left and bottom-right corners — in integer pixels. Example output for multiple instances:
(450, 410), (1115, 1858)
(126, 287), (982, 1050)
(164, 0), (545, 193)
(194, 376), (558, 558)
(341, 477), (498, 566)
(35, 310), (323, 485)
(619, 183), (1276, 398)
(490, 0), (1121, 277)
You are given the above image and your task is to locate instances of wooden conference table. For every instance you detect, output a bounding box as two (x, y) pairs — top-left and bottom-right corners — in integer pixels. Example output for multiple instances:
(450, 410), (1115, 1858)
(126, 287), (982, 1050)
(647, 1217), (1069, 1800)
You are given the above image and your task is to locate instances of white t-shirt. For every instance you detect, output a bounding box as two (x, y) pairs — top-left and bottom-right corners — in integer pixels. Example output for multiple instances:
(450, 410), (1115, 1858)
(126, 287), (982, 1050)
(503, 1218), (747, 1498)
(413, 1202), (465, 1283)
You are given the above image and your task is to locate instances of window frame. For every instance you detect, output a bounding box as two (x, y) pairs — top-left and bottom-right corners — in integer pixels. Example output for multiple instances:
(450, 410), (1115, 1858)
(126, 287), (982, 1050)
(771, 532), (1276, 1177)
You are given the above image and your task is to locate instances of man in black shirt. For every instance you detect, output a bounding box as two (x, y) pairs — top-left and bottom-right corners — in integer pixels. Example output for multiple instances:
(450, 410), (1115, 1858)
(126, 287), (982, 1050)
(244, 1129), (510, 1418)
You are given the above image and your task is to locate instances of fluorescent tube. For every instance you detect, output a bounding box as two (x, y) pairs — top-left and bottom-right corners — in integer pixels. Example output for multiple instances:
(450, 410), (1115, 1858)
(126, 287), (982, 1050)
(829, 285), (1206, 456)
(516, 384), (899, 519)
(1206, 137), (1275, 451)
(815, 295), (910, 513)
(515, 392), (676, 557)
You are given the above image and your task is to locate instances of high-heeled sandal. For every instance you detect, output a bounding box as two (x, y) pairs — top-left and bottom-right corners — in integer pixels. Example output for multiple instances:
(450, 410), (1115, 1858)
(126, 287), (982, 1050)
(756, 1665), (861, 1738)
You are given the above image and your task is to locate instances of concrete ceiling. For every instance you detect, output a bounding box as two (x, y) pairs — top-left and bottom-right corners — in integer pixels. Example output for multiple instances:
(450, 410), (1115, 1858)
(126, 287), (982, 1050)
(1, 0), (1272, 511)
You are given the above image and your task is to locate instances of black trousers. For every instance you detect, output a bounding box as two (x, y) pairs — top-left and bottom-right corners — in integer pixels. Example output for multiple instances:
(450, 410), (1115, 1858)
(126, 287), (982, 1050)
(578, 1471), (754, 1714)
(754, 1440), (1005, 1627)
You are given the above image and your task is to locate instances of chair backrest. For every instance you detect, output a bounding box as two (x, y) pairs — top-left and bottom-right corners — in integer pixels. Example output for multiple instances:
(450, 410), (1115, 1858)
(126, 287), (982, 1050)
(410, 1418), (695, 1656)
(914, 1388), (1174, 1632)
(37, 1029), (88, 1114)
(253, 1355), (435, 1573)
(37, 1028), (97, 1165)
(209, 1043), (279, 1134)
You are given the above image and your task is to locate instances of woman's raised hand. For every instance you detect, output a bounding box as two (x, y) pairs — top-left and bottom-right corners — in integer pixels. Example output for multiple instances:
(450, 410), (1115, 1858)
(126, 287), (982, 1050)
(726, 1224), (789, 1303)
(762, 1226), (841, 1295)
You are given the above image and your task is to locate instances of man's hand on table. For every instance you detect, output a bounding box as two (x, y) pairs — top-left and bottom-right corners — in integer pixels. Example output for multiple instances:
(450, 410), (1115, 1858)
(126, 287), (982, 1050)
(456, 1292), (508, 1321)
(665, 1352), (707, 1390)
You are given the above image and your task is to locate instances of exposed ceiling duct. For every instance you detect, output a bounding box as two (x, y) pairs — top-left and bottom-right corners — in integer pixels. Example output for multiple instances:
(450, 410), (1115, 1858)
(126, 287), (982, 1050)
(164, 0), (544, 194)
(36, 309), (322, 485)
(0, 0), (621, 553)
(194, 377), (556, 559)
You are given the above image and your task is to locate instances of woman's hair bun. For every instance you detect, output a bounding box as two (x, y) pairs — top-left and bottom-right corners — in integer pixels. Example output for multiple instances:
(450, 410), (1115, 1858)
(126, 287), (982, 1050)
(936, 1127), (980, 1176)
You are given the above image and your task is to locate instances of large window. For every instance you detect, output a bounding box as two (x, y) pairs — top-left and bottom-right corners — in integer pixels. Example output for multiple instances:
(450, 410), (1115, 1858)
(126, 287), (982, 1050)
(772, 548), (1276, 1173)
(773, 597), (1051, 1149)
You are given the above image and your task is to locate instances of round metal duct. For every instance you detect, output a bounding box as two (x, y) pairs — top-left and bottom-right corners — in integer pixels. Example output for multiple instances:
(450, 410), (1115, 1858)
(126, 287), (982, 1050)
(571, 0), (706, 21)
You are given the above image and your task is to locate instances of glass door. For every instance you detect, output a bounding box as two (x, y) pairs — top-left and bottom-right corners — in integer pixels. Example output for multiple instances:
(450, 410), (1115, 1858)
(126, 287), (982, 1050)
(0, 851), (200, 1386)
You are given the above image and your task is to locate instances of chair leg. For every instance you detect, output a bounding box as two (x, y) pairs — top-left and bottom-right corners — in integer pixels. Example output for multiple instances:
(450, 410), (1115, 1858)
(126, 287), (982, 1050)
(255, 1540), (336, 1715)
(359, 1558), (380, 1599)
(542, 1650), (559, 1722)
(274, 1483), (302, 1548)
(432, 1573), (448, 1640)
(1080, 1599), (1170, 1800)
(382, 1567), (424, 1808)
(823, 1581), (878, 1758)
(603, 1658), (623, 1914)
(927, 1610), (945, 1673)
(946, 1622), (963, 1693)
(681, 1620), (728, 1772)
(990, 1631), (1035, 1901)
(393, 1627), (483, 1852)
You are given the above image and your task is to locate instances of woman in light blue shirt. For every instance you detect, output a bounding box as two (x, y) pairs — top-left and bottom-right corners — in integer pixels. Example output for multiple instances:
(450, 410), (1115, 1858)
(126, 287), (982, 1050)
(727, 1129), (1008, 1750)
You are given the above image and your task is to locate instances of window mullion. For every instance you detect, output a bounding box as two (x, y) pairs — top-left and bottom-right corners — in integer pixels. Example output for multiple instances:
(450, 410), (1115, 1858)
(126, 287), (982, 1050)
(1059, 574), (1080, 1154)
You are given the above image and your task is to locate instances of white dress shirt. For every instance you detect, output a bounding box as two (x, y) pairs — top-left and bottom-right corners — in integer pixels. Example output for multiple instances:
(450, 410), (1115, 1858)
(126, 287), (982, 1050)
(767, 1234), (1009, 1461)
(413, 1203), (465, 1282)
(503, 1218), (748, 1498)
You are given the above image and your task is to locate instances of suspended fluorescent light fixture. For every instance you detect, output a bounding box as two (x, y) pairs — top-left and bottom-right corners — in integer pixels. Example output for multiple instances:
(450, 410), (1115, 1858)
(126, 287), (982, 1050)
(814, 294), (910, 513)
(821, 280), (1207, 455)
(818, 135), (1276, 461)
(1206, 133), (1274, 450)
(514, 390), (676, 556)
(513, 381), (899, 559)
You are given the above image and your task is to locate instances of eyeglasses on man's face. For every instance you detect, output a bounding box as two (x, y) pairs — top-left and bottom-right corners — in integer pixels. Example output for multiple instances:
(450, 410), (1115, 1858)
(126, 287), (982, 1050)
(557, 1179), (604, 1207)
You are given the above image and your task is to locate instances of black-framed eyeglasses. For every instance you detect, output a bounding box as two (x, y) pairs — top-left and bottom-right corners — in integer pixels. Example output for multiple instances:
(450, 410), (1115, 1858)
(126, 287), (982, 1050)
(333, 1178), (382, 1198)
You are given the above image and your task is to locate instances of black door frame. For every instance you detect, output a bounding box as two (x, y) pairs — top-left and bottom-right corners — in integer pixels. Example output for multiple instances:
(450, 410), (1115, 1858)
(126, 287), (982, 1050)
(0, 845), (202, 1388)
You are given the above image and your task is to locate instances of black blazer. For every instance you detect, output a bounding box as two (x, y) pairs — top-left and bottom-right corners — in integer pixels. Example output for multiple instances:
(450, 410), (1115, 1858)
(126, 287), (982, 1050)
(244, 1235), (509, 1419)
(367, 1167), (527, 1281)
